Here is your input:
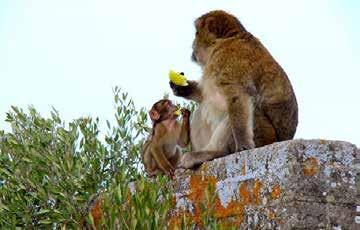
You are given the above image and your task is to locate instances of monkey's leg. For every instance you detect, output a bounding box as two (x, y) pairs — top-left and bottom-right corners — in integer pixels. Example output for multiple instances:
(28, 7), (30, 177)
(190, 106), (212, 151)
(148, 168), (162, 177)
(179, 118), (233, 169)
(142, 143), (158, 176)
(225, 89), (255, 151)
(169, 147), (181, 168)
(253, 110), (277, 147)
(263, 98), (298, 142)
(178, 110), (191, 147)
(151, 145), (175, 176)
(170, 81), (203, 102)
(144, 153), (161, 176)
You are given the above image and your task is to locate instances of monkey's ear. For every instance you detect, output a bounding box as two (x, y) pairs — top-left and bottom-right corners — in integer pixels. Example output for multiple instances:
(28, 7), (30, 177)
(196, 16), (217, 39)
(195, 18), (204, 29)
(149, 109), (160, 122)
(204, 17), (217, 35)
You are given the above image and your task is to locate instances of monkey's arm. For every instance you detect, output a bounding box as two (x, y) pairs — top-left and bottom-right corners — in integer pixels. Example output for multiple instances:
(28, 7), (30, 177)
(141, 140), (152, 173)
(150, 143), (175, 176)
(225, 87), (255, 151)
(170, 81), (202, 103)
(141, 139), (151, 163)
(178, 109), (190, 147)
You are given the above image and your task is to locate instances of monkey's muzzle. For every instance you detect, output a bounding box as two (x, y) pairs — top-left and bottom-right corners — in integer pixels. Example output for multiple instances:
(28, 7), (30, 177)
(191, 52), (197, 62)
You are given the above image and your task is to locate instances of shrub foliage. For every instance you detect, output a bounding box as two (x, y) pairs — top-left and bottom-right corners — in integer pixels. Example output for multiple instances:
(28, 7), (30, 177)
(0, 87), (174, 229)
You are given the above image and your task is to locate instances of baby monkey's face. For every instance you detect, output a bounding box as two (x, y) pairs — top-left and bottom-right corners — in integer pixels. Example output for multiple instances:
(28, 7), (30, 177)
(149, 99), (179, 123)
(161, 100), (179, 119)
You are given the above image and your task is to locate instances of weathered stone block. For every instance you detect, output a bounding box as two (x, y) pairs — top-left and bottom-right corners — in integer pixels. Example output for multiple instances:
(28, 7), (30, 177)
(170, 139), (359, 229)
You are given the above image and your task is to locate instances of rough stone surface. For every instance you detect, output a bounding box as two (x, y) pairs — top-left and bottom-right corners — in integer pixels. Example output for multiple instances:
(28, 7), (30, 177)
(170, 139), (360, 229)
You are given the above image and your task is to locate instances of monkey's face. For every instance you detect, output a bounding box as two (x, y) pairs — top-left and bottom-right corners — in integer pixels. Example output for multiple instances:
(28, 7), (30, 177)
(149, 99), (178, 123)
(192, 10), (246, 66)
(191, 21), (216, 66)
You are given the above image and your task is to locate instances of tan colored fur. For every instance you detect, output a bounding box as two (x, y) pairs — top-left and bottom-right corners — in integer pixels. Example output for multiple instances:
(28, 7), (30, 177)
(141, 100), (190, 177)
(171, 10), (298, 168)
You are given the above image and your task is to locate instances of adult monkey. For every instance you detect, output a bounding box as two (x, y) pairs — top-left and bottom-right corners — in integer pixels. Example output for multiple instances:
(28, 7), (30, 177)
(170, 10), (298, 168)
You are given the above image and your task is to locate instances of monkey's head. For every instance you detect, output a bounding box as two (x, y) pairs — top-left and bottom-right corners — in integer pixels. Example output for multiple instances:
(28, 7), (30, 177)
(192, 10), (246, 66)
(149, 99), (179, 124)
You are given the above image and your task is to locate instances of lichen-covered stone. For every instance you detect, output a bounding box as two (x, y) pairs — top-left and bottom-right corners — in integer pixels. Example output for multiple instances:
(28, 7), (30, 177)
(170, 139), (360, 229)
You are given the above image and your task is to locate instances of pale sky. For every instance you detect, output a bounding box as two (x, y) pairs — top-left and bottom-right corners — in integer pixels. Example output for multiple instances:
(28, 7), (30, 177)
(0, 0), (359, 146)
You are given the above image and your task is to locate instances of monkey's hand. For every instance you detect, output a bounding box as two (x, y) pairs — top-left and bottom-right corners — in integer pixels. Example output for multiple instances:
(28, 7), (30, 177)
(178, 153), (196, 169)
(180, 108), (190, 118)
(169, 170), (176, 180)
(232, 127), (255, 152)
(236, 141), (255, 152)
(170, 80), (202, 102)
(170, 81), (192, 97)
(178, 152), (208, 169)
(164, 168), (175, 180)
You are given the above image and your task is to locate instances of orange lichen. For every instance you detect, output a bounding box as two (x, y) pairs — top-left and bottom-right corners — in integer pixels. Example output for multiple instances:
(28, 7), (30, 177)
(271, 184), (281, 200)
(188, 175), (217, 203)
(213, 199), (245, 219)
(171, 176), (265, 228)
(187, 175), (218, 224)
(172, 195), (177, 207)
(239, 182), (251, 205)
(87, 187), (135, 228)
(303, 157), (318, 176)
(268, 210), (275, 220)
(238, 179), (263, 205)
(90, 197), (104, 228)
(253, 180), (262, 205)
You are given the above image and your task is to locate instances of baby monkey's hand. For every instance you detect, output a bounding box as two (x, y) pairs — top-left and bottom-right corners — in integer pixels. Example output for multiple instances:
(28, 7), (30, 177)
(181, 108), (190, 118)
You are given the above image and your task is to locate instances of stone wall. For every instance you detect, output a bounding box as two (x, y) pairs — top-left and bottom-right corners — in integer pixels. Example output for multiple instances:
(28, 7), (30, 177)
(170, 139), (360, 229)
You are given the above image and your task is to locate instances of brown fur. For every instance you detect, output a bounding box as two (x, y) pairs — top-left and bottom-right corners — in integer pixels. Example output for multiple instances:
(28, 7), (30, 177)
(141, 99), (190, 177)
(170, 10), (298, 168)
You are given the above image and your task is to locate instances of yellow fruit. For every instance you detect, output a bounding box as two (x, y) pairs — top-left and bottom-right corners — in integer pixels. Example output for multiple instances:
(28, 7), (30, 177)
(169, 70), (188, 86)
(174, 109), (181, 116)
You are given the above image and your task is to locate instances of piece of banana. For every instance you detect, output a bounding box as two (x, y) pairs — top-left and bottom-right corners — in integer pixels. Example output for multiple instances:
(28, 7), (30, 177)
(169, 70), (188, 86)
(173, 109), (181, 116)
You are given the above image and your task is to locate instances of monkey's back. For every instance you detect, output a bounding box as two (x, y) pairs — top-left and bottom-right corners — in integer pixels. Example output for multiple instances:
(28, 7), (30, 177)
(205, 35), (298, 142)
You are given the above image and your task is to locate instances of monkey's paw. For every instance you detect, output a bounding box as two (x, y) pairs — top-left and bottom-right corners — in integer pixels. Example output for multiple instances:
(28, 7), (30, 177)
(181, 108), (190, 117)
(179, 153), (197, 169)
(236, 140), (255, 152)
(169, 81), (193, 97)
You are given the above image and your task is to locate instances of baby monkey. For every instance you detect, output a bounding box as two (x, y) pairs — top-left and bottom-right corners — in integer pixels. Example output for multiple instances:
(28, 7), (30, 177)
(141, 99), (190, 178)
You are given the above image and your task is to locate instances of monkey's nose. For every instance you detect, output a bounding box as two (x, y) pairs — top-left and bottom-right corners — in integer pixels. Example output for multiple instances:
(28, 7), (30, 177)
(191, 52), (197, 62)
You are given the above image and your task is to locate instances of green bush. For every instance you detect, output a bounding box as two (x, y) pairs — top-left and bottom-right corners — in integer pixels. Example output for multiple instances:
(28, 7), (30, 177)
(0, 87), (176, 229)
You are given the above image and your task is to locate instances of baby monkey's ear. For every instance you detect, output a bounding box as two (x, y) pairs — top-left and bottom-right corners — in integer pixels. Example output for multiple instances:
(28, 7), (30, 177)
(149, 108), (160, 122)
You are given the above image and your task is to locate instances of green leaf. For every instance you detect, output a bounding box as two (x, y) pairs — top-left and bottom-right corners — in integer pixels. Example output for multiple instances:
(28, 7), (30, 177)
(36, 209), (51, 215)
(38, 219), (52, 225)
(0, 203), (9, 212)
